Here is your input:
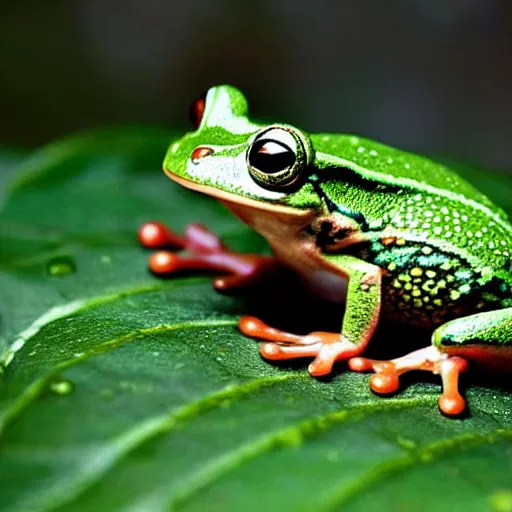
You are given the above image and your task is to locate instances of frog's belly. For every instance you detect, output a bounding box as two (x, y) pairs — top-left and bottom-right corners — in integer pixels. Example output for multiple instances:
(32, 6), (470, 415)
(271, 245), (348, 303)
(299, 269), (348, 302)
(222, 200), (348, 301)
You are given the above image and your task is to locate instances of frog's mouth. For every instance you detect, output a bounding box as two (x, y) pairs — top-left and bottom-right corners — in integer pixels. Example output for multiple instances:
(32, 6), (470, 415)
(165, 171), (315, 219)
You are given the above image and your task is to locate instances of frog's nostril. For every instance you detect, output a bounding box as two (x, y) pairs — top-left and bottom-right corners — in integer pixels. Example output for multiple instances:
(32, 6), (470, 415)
(191, 147), (213, 163)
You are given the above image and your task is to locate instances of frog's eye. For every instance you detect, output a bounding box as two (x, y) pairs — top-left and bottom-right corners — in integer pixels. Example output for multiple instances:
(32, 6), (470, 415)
(189, 91), (207, 129)
(247, 127), (311, 190)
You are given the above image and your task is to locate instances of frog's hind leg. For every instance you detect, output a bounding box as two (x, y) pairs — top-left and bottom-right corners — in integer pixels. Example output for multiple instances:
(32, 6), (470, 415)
(240, 255), (382, 377)
(138, 221), (278, 290)
(349, 307), (512, 416)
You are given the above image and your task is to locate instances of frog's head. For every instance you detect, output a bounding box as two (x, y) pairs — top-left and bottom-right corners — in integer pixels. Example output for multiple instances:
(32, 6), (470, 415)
(163, 85), (321, 217)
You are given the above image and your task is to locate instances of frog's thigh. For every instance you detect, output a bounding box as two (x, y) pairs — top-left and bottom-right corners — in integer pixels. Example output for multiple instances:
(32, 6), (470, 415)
(433, 307), (512, 366)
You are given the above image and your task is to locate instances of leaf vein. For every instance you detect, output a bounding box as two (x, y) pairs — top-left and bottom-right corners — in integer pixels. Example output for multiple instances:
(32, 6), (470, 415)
(37, 373), (306, 512)
(0, 277), (206, 370)
(168, 396), (435, 509)
(320, 426), (512, 511)
(0, 318), (238, 435)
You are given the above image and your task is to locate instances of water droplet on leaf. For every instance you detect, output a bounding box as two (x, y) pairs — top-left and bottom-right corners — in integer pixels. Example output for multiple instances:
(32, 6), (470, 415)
(48, 378), (74, 396)
(47, 256), (76, 277)
(490, 490), (512, 512)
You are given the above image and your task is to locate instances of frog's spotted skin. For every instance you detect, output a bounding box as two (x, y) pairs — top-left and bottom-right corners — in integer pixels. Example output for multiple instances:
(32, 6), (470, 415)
(349, 238), (512, 329)
(143, 84), (512, 416)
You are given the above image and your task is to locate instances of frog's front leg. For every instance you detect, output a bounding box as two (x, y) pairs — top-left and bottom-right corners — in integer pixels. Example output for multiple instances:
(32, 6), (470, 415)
(138, 221), (279, 291)
(349, 307), (512, 416)
(240, 255), (382, 376)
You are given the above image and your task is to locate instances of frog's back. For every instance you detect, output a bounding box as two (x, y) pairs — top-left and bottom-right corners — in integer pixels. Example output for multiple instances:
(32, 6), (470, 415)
(311, 133), (509, 221)
(311, 134), (512, 268)
(310, 133), (512, 327)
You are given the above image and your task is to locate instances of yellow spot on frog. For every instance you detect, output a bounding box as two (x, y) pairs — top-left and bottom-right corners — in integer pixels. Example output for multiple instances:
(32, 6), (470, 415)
(450, 290), (461, 301)
(410, 267), (423, 277)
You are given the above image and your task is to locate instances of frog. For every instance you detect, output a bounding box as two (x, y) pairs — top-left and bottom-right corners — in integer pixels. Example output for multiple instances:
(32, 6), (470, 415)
(139, 85), (512, 416)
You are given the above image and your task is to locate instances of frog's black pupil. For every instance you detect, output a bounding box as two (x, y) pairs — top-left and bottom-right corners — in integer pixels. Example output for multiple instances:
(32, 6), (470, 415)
(249, 140), (295, 174)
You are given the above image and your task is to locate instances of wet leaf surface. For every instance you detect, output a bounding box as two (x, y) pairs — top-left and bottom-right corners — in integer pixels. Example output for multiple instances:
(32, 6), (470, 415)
(0, 129), (511, 511)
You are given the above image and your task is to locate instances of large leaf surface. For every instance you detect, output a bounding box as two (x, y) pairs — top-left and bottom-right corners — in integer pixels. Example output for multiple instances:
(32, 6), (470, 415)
(0, 129), (511, 512)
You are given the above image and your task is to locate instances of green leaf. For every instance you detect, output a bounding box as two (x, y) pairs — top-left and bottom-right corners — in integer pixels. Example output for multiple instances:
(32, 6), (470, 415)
(0, 145), (28, 206)
(0, 129), (511, 512)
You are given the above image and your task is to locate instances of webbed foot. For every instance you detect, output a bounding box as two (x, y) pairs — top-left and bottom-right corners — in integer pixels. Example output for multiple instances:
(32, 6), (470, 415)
(239, 316), (366, 376)
(348, 346), (469, 416)
(138, 221), (278, 291)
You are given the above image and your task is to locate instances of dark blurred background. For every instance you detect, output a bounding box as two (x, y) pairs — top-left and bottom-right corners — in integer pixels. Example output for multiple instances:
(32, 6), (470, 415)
(0, 0), (511, 171)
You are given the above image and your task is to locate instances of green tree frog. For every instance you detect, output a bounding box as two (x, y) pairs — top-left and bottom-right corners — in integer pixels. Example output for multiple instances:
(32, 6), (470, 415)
(139, 85), (512, 416)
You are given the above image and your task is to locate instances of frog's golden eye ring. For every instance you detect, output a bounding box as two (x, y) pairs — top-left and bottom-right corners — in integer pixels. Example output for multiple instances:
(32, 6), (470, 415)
(188, 91), (207, 129)
(247, 126), (312, 190)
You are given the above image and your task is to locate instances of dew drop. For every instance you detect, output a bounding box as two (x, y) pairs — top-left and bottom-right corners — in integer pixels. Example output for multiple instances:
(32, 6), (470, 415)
(47, 256), (76, 277)
(48, 378), (74, 396)
(490, 490), (512, 512)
